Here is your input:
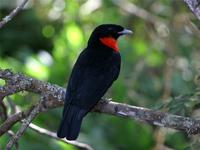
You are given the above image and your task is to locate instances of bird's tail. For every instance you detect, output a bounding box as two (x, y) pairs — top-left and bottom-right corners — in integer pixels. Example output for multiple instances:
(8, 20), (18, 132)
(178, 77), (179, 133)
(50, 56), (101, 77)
(57, 105), (87, 140)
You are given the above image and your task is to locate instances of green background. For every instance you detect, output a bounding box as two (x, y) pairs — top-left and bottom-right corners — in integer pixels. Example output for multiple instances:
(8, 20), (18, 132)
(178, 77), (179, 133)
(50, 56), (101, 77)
(0, 0), (200, 149)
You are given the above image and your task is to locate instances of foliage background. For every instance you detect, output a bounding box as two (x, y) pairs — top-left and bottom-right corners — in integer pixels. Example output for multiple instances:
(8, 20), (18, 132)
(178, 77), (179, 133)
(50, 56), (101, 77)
(0, 0), (200, 149)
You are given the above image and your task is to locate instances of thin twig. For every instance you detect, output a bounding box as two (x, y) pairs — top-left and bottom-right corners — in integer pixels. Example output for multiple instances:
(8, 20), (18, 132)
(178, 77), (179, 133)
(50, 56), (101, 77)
(0, 0), (29, 29)
(5, 99), (44, 150)
(0, 105), (35, 136)
(29, 123), (94, 150)
(7, 130), (19, 150)
(184, 0), (200, 20)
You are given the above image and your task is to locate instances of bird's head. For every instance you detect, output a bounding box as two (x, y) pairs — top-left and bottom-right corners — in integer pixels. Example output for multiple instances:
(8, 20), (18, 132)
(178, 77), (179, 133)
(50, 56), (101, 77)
(88, 24), (133, 52)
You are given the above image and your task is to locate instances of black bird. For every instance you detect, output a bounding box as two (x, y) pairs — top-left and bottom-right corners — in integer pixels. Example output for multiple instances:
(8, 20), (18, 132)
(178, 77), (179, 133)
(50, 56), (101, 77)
(57, 24), (132, 140)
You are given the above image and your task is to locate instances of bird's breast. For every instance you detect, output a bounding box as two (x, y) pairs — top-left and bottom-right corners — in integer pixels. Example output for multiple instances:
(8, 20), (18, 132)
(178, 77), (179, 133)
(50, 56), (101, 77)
(86, 52), (119, 75)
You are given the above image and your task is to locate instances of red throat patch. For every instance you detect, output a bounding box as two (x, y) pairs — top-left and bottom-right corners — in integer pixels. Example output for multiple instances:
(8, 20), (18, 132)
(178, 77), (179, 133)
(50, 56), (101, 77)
(99, 37), (119, 52)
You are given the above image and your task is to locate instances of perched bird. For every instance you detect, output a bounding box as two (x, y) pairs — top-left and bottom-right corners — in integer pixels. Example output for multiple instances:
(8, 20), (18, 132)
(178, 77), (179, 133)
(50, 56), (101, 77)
(57, 24), (132, 140)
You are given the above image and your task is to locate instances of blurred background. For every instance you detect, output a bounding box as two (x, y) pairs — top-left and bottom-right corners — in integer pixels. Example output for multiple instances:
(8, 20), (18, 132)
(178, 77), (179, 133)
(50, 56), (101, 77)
(0, 0), (200, 149)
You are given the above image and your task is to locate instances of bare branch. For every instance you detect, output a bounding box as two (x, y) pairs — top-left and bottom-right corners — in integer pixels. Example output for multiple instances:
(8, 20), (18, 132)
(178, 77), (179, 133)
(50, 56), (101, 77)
(0, 106), (34, 136)
(184, 0), (200, 20)
(29, 123), (94, 150)
(0, 0), (29, 29)
(94, 100), (200, 135)
(0, 69), (65, 102)
(1, 68), (200, 146)
(5, 99), (44, 150)
(1, 101), (94, 150)
(7, 130), (19, 150)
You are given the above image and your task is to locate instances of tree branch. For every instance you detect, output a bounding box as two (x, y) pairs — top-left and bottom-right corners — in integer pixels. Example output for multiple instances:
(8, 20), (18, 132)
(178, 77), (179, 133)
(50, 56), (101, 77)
(0, 106), (34, 136)
(7, 130), (19, 150)
(184, 0), (200, 20)
(29, 123), (94, 150)
(0, 0), (29, 29)
(1, 68), (200, 148)
(5, 99), (44, 150)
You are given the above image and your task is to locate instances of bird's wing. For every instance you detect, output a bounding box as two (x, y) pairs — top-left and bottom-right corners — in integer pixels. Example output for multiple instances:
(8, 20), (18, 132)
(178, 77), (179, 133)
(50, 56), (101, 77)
(65, 51), (120, 112)
(74, 67), (118, 110)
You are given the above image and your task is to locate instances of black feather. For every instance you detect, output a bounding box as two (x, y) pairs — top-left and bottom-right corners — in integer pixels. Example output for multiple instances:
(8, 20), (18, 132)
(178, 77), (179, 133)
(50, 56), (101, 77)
(57, 24), (125, 140)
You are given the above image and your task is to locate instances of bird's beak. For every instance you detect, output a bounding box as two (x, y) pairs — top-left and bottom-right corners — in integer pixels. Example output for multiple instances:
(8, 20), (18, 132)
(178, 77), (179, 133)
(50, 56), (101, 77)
(118, 29), (133, 35)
